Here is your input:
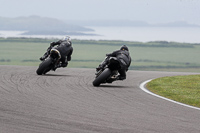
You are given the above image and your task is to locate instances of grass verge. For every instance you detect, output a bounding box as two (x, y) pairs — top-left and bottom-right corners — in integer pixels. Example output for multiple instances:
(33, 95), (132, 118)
(146, 75), (200, 108)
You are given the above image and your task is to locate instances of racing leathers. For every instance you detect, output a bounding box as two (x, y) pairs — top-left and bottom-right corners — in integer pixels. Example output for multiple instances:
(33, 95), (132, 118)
(98, 48), (131, 80)
(40, 40), (73, 70)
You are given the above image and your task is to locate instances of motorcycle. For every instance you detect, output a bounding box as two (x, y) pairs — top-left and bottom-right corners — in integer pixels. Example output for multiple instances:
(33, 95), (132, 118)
(36, 48), (61, 75)
(93, 56), (121, 86)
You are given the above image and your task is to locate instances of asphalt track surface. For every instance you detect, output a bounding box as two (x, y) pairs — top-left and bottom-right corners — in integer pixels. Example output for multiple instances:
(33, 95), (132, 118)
(0, 65), (200, 133)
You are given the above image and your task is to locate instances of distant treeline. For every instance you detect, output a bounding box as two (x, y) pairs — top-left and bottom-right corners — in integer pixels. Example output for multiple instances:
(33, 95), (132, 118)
(0, 59), (10, 62)
(74, 40), (197, 48)
(132, 65), (200, 70)
(0, 37), (199, 48)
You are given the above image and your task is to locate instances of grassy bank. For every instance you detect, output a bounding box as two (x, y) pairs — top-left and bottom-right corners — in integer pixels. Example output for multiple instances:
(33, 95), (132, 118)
(147, 75), (200, 108)
(0, 37), (200, 72)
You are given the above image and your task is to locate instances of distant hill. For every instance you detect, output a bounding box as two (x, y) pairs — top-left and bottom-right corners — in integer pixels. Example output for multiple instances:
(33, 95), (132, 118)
(0, 16), (95, 35)
(67, 20), (200, 27)
(0, 16), (199, 36)
(68, 20), (150, 27)
(150, 21), (200, 27)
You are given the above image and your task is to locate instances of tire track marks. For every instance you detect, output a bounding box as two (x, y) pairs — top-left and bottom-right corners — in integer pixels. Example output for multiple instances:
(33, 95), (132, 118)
(0, 65), (200, 133)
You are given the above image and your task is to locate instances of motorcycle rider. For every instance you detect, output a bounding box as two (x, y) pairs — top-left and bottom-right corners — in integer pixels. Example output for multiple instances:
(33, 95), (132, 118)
(40, 36), (73, 70)
(96, 45), (131, 81)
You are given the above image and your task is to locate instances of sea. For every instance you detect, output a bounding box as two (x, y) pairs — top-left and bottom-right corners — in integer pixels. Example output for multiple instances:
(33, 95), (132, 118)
(0, 27), (200, 43)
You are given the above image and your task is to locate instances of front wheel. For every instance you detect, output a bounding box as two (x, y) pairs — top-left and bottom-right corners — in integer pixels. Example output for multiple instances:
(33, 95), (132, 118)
(93, 68), (111, 86)
(36, 58), (53, 75)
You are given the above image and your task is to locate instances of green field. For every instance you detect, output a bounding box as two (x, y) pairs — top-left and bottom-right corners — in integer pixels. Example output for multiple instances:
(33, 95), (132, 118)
(147, 75), (200, 108)
(0, 37), (200, 72)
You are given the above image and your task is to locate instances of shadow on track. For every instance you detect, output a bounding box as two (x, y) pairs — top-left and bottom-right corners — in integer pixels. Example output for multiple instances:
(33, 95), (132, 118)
(97, 84), (132, 88)
(37, 74), (71, 77)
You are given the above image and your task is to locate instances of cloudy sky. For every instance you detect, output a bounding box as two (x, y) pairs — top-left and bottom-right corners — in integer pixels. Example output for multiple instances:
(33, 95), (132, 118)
(0, 0), (200, 25)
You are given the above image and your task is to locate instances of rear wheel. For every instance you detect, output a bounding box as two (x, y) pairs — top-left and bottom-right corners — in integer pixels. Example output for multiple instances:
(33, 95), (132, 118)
(93, 68), (111, 86)
(36, 58), (53, 75)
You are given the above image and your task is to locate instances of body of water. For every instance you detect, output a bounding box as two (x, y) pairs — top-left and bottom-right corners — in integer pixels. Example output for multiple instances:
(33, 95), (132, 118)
(0, 27), (200, 43)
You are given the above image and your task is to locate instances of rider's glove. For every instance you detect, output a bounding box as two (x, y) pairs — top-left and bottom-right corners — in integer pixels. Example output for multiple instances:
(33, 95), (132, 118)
(106, 54), (110, 57)
(50, 42), (56, 47)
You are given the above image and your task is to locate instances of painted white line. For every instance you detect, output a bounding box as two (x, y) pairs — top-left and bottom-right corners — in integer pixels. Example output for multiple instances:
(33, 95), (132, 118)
(140, 79), (200, 111)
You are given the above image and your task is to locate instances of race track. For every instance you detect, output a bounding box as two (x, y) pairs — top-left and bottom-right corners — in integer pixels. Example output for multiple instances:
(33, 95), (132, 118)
(0, 65), (200, 133)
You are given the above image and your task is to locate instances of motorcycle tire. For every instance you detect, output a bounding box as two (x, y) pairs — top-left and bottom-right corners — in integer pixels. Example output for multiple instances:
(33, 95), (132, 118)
(36, 58), (53, 75)
(93, 68), (111, 86)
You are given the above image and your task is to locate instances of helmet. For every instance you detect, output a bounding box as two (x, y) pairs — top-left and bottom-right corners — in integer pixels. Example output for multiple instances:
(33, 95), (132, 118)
(62, 36), (71, 42)
(120, 45), (129, 51)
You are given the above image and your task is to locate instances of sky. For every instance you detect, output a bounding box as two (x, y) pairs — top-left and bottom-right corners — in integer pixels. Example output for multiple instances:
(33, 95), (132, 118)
(0, 0), (200, 25)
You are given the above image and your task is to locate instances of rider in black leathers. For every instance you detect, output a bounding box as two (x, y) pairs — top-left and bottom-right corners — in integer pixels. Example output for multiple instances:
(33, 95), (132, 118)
(40, 36), (73, 70)
(97, 45), (131, 81)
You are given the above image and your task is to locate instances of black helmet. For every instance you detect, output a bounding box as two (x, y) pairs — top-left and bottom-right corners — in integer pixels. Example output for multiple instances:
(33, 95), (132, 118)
(120, 45), (129, 51)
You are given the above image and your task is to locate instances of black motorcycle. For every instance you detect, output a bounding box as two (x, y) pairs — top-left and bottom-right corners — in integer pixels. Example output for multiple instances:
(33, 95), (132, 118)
(36, 48), (61, 75)
(93, 57), (121, 86)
